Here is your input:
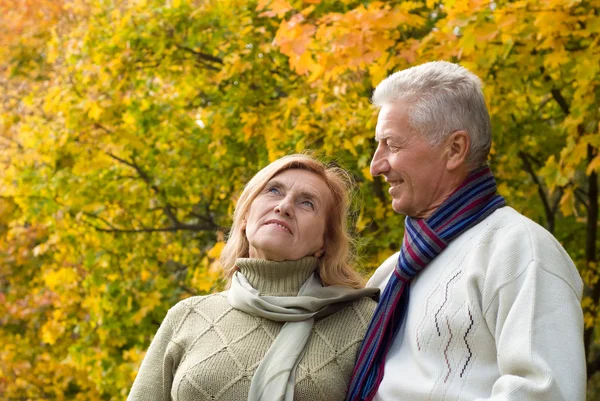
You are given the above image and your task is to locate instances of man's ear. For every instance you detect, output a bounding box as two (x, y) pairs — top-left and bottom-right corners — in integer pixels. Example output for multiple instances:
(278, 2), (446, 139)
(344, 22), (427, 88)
(313, 249), (325, 258)
(446, 130), (470, 171)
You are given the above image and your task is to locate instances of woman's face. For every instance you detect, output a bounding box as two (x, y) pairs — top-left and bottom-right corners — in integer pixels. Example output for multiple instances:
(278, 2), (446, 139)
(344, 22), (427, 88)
(243, 169), (332, 261)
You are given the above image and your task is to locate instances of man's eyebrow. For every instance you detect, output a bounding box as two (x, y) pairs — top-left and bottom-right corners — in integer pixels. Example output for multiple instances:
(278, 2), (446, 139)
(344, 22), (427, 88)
(374, 132), (391, 141)
(375, 127), (395, 139)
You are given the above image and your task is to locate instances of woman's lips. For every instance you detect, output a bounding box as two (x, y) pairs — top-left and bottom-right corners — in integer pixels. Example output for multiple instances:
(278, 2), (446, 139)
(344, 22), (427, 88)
(264, 219), (292, 234)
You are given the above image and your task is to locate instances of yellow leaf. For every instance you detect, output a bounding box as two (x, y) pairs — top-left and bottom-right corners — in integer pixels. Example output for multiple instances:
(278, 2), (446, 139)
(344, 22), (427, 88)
(122, 111), (137, 127)
(559, 188), (574, 217)
(258, 0), (293, 18)
(191, 262), (219, 293)
(587, 155), (600, 175)
(368, 54), (390, 88)
(295, 137), (306, 152)
(355, 208), (370, 232)
(290, 52), (317, 75)
(41, 319), (65, 345)
(544, 51), (569, 69)
(275, 15), (315, 56)
(44, 268), (77, 291)
(587, 16), (600, 33)
(343, 138), (358, 156)
(140, 270), (151, 281)
(207, 241), (225, 259)
(256, 0), (271, 11)
(139, 99), (151, 111)
(306, 59), (324, 83)
(132, 291), (162, 324)
(301, 5), (316, 16)
(584, 311), (595, 329)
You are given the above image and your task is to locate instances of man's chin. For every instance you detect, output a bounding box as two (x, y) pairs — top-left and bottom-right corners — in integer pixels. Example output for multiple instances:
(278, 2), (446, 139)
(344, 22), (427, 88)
(391, 200), (409, 216)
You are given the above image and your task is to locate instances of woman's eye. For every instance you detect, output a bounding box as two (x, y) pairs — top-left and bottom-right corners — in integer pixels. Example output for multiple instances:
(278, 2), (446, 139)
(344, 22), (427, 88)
(267, 186), (281, 195)
(301, 200), (315, 209)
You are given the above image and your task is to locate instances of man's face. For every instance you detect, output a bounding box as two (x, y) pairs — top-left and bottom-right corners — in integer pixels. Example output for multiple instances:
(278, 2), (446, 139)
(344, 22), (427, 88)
(370, 101), (453, 219)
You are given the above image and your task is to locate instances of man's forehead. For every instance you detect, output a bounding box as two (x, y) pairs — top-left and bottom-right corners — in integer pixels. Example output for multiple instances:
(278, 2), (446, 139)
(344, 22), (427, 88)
(374, 119), (397, 141)
(374, 102), (411, 140)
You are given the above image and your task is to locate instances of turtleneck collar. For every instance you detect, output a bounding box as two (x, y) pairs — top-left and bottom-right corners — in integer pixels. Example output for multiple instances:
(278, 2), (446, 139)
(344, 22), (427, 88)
(234, 257), (319, 296)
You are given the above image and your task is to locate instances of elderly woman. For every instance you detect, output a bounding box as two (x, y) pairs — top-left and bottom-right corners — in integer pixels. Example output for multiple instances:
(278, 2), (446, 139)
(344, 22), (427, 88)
(128, 154), (378, 401)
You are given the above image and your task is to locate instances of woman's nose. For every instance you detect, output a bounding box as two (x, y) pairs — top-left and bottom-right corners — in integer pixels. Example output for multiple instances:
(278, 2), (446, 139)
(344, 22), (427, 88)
(275, 198), (294, 217)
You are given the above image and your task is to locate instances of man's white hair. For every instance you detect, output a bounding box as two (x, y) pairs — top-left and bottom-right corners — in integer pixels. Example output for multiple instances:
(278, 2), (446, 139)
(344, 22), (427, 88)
(372, 61), (492, 167)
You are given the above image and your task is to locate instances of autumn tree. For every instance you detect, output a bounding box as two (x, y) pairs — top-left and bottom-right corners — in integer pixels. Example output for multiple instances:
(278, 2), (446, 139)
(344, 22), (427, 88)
(1, 0), (599, 399)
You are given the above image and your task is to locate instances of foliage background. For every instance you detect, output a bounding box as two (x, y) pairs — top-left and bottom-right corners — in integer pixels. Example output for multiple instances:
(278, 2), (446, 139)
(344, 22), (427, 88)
(1, 0), (600, 399)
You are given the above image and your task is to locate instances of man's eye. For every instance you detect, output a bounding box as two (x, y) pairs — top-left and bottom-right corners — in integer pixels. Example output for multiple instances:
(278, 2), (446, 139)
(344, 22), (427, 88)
(389, 146), (400, 152)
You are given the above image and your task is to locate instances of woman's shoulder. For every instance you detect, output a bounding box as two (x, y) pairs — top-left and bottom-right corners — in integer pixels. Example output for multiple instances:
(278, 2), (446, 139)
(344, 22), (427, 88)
(164, 291), (230, 322)
(316, 295), (377, 330)
(348, 295), (377, 318)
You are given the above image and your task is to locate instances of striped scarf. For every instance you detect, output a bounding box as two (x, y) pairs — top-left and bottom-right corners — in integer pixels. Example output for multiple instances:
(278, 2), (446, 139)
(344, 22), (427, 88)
(345, 166), (505, 401)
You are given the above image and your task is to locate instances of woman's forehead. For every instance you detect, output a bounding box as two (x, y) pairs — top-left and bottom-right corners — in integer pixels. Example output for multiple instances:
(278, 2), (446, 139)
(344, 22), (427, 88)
(269, 169), (332, 199)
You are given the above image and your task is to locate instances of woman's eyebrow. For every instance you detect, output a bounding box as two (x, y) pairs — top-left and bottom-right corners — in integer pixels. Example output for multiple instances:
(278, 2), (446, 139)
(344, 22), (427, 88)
(266, 179), (285, 188)
(266, 180), (321, 204)
(298, 190), (320, 204)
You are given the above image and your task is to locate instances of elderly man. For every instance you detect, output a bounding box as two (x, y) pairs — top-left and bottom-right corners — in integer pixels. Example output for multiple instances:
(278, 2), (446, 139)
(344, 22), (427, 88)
(346, 61), (586, 401)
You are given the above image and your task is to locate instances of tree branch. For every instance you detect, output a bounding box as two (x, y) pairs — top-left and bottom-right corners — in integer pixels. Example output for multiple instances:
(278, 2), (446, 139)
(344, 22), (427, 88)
(588, 355), (600, 379)
(551, 88), (570, 115)
(0, 134), (24, 150)
(93, 123), (112, 134)
(98, 152), (221, 233)
(518, 151), (555, 233)
(81, 206), (218, 234)
(574, 187), (590, 210)
(105, 151), (182, 226)
(80, 211), (117, 230)
(86, 224), (217, 233)
(191, 58), (221, 72)
(175, 45), (224, 65)
(584, 142), (599, 377)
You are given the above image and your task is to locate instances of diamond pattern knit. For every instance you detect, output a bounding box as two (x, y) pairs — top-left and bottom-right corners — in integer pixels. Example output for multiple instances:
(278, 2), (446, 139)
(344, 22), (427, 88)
(128, 258), (377, 401)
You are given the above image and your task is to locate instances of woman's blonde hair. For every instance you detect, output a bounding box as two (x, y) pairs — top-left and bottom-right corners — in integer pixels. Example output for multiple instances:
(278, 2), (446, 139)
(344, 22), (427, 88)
(220, 154), (363, 289)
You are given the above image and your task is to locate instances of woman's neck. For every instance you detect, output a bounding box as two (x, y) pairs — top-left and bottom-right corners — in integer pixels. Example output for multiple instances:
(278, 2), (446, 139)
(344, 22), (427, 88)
(234, 257), (319, 296)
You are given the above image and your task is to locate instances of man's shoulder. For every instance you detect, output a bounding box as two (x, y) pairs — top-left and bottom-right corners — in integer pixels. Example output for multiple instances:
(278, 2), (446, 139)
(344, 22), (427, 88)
(365, 207), (530, 289)
(367, 252), (399, 290)
(450, 206), (564, 254)
(469, 206), (582, 296)
(479, 207), (569, 254)
(367, 207), (579, 290)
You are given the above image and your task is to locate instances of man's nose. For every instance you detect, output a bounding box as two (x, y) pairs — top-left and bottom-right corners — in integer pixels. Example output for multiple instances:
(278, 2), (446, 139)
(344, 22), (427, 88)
(370, 145), (389, 177)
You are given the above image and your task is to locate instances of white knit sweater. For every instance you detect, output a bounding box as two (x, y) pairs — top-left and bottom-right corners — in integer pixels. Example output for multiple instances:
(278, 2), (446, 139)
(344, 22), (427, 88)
(368, 207), (585, 401)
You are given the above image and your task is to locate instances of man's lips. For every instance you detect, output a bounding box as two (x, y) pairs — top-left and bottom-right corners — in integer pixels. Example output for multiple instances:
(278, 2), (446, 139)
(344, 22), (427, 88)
(264, 219), (292, 234)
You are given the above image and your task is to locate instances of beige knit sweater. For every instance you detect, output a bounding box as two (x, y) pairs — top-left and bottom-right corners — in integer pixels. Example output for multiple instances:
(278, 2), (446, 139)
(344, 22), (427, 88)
(128, 258), (377, 401)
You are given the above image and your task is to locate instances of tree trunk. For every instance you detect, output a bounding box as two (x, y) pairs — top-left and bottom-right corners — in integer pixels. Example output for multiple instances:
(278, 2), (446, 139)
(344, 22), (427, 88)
(584, 143), (599, 379)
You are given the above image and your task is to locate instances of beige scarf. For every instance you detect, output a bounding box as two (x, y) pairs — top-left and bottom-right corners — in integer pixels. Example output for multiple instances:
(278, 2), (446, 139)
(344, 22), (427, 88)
(227, 258), (379, 401)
